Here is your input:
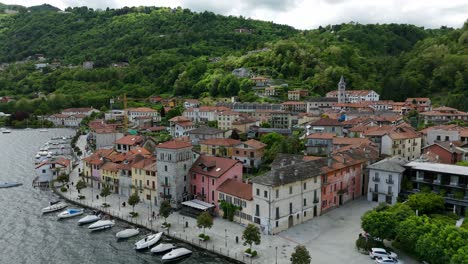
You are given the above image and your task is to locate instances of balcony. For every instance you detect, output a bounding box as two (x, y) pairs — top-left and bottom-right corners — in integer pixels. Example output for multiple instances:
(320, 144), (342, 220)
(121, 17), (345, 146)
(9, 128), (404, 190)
(433, 179), (441, 185)
(161, 183), (171, 188)
(313, 198), (320, 204)
(372, 177), (380, 182)
(449, 182), (459, 187)
(387, 191), (393, 196)
(159, 192), (172, 199)
(386, 179), (394, 184)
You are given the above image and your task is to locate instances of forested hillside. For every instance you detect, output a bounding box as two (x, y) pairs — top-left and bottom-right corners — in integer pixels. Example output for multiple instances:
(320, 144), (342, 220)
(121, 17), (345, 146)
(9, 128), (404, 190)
(0, 4), (466, 114)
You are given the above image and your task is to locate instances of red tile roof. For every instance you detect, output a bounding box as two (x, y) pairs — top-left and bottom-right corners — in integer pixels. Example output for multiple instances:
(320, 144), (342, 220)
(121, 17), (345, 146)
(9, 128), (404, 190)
(240, 139), (266, 149)
(115, 135), (144, 146)
(169, 116), (191, 122)
(217, 179), (252, 201)
(310, 118), (343, 126)
(157, 140), (192, 149)
(190, 155), (241, 178)
(306, 132), (335, 139)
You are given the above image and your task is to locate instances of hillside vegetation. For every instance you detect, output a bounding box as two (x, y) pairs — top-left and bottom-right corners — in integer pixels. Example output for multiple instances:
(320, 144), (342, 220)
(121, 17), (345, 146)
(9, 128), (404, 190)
(0, 4), (466, 114)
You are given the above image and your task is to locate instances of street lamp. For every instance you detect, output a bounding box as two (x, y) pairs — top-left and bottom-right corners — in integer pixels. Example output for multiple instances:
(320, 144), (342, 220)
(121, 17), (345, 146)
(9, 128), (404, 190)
(118, 195), (120, 211)
(275, 246), (278, 264)
(225, 229), (227, 247)
(183, 216), (185, 232)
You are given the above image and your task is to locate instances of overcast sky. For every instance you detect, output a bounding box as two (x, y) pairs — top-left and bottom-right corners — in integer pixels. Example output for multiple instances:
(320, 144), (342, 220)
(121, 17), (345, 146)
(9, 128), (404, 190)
(3, 0), (467, 29)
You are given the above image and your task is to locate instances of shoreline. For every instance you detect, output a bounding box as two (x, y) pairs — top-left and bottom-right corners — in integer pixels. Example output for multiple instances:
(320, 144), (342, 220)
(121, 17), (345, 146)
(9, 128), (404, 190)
(51, 183), (245, 264)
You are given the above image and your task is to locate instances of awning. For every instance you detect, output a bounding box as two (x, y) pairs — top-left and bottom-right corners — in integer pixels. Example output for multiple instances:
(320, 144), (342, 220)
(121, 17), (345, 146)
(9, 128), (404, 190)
(181, 199), (215, 211)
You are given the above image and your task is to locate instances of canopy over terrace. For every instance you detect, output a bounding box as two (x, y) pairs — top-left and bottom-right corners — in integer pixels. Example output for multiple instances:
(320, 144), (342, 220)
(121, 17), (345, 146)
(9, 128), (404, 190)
(180, 199), (215, 218)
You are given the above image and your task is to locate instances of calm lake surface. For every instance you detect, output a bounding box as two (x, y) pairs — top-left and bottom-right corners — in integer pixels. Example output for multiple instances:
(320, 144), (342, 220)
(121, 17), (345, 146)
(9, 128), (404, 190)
(0, 129), (231, 264)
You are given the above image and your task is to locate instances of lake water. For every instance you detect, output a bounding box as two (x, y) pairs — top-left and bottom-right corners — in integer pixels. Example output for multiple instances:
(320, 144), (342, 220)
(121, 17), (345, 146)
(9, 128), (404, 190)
(0, 129), (231, 264)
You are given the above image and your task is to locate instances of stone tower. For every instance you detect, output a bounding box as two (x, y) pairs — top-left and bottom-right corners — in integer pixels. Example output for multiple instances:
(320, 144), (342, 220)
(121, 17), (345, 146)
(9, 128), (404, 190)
(155, 140), (194, 207)
(338, 75), (346, 103)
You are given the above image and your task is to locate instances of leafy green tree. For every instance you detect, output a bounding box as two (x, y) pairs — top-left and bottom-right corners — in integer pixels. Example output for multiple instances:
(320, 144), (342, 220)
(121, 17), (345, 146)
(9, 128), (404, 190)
(197, 212), (213, 235)
(361, 210), (398, 240)
(395, 215), (432, 254)
(291, 245), (311, 264)
(75, 179), (86, 194)
(159, 200), (172, 224)
(260, 132), (283, 148)
(450, 245), (468, 264)
(128, 191), (140, 213)
(407, 192), (445, 215)
(100, 186), (111, 205)
(242, 224), (261, 251)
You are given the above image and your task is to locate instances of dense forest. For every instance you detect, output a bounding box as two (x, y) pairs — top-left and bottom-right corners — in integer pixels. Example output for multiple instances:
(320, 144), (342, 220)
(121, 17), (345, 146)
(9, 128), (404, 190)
(0, 4), (467, 115)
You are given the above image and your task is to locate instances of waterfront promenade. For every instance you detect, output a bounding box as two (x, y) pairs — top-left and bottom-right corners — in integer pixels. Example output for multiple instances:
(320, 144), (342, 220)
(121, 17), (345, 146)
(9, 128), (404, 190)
(57, 135), (297, 264)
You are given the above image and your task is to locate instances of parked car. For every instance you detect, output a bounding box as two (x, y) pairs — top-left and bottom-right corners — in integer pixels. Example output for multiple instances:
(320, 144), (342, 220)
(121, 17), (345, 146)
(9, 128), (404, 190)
(375, 256), (398, 264)
(369, 248), (398, 259)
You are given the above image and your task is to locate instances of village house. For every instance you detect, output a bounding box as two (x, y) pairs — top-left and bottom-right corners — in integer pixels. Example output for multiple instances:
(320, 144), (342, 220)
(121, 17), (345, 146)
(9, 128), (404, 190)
(420, 124), (468, 146)
(187, 126), (225, 145)
(420, 106), (468, 125)
(47, 113), (86, 127)
(232, 139), (267, 170)
(189, 155), (243, 209)
(269, 112), (297, 129)
(114, 135), (144, 153)
(264, 86), (279, 97)
(217, 111), (240, 131)
(131, 156), (158, 205)
(287, 90), (309, 101)
(169, 116), (195, 138)
(232, 116), (258, 133)
(35, 157), (71, 183)
(251, 76), (271, 87)
(367, 156), (406, 205)
(91, 128), (124, 149)
(281, 101), (307, 112)
(306, 97), (337, 114)
(217, 179), (254, 224)
(251, 155), (323, 234)
(405, 98), (432, 112)
(127, 107), (160, 123)
(421, 141), (468, 164)
(307, 118), (344, 136)
(183, 99), (200, 109)
(183, 106), (230, 123)
(101, 161), (120, 193)
(305, 133), (335, 156)
(199, 138), (241, 157)
(326, 89), (380, 103)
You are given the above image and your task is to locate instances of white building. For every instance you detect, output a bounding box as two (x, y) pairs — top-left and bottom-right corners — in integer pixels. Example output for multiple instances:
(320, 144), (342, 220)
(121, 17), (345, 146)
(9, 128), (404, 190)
(127, 107), (160, 123)
(367, 157), (406, 205)
(62, 107), (98, 116)
(47, 114), (86, 127)
(35, 157), (72, 183)
(251, 158), (322, 235)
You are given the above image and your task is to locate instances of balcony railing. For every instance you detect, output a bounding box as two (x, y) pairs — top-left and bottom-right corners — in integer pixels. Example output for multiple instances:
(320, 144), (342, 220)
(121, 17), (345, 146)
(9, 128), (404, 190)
(433, 179), (441, 184)
(387, 191), (393, 196)
(159, 192), (172, 199)
(372, 177), (380, 182)
(449, 182), (459, 187)
(161, 183), (171, 188)
(313, 198), (319, 204)
(386, 179), (394, 184)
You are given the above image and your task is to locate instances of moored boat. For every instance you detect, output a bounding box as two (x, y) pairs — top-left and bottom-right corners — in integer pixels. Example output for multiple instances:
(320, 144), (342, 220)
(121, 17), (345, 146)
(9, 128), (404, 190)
(162, 248), (192, 262)
(116, 228), (140, 239)
(88, 220), (115, 231)
(151, 243), (176, 254)
(78, 213), (101, 225)
(1, 129), (11, 134)
(42, 202), (67, 213)
(0, 182), (22, 188)
(57, 209), (83, 219)
(134, 232), (163, 250)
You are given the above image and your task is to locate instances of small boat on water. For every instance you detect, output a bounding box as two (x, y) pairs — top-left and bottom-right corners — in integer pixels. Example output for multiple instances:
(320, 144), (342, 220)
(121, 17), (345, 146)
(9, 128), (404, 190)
(42, 202), (67, 213)
(134, 232), (163, 250)
(151, 243), (176, 254)
(162, 248), (192, 262)
(0, 182), (22, 188)
(57, 209), (83, 219)
(1, 129), (11, 134)
(78, 213), (101, 225)
(116, 228), (140, 239)
(88, 220), (115, 231)
(39, 129), (48, 133)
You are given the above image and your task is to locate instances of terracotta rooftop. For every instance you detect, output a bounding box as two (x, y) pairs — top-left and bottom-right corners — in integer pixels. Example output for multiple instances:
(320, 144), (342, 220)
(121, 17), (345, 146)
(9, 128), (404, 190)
(217, 179), (253, 201)
(310, 118), (343, 126)
(332, 137), (372, 146)
(169, 116), (191, 122)
(190, 155), (241, 178)
(156, 140), (192, 149)
(237, 139), (267, 149)
(115, 135), (144, 146)
(127, 107), (157, 113)
(101, 162), (120, 172)
(306, 132), (335, 139)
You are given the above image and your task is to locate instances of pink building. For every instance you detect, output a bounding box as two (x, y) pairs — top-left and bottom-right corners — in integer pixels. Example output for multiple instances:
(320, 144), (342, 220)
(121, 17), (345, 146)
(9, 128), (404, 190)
(189, 155), (243, 210)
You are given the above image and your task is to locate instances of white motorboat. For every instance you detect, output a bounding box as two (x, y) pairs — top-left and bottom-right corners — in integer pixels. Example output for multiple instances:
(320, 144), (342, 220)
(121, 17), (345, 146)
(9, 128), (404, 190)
(162, 248), (192, 261)
(1, 129), (11, 134)
(151, 243), (176, 254)
(88, 220), (115, 231)
(116, 228), (140, 239)
(134, 232), (163, 250)
(39, 129), (48, 132)
(42, 202), (67, 213)
(57, 209), (83, 219)
(78, 214), (101, 225)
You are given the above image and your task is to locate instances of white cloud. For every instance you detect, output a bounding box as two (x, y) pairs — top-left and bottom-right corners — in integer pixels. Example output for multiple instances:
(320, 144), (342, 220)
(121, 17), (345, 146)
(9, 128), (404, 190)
(2, 0), (466, 29)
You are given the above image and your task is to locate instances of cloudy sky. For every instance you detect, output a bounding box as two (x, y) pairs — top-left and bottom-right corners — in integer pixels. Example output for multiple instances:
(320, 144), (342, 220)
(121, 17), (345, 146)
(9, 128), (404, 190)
(3, 0), (467, 29)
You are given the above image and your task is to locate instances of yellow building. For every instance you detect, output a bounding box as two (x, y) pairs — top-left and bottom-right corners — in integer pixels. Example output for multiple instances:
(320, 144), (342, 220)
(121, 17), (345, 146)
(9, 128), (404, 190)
(131, 157), (158, 206)
(101, 162), (120, 193)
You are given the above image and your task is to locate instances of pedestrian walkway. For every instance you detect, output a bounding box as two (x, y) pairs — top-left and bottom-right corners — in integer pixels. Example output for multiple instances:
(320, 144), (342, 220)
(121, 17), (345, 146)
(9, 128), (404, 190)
(57, 135), (296, 264)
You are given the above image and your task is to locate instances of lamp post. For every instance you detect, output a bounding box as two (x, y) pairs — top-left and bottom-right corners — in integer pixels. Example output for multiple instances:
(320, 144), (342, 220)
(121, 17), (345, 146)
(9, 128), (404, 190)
(275, 246), (278, 264)
(225, 229), (227, 247)
(183, 216), (185, 232)
(118, 194), (120, 211)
